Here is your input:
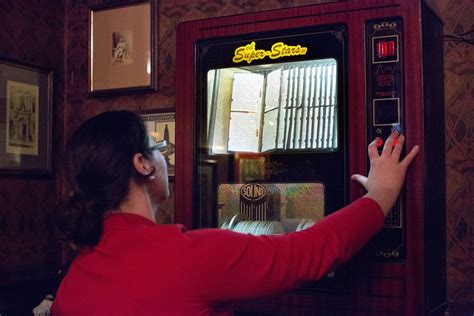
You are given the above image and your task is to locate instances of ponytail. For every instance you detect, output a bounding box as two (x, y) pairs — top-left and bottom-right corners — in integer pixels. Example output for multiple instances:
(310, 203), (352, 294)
(58, 191), (106, 246)
(57, 111), (149, 247)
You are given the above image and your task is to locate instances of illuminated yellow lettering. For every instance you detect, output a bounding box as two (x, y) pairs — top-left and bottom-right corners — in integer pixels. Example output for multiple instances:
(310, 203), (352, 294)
(232, 46), (246, 63)
(233, 41), (308, 64)
(270, 42), (283, 58)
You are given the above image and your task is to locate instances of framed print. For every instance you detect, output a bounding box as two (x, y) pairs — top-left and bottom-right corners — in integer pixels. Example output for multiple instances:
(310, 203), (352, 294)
(0, 56), (53, 174)
(138, 109), (175, 177)
(89, 0), (158, 96)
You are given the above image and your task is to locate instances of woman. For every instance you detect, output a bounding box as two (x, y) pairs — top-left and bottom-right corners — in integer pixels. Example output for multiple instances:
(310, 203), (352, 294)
(52, 110), (419, 315)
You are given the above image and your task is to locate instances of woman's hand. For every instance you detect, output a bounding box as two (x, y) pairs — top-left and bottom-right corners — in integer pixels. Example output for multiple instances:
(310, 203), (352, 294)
(351, 131), (420, 217)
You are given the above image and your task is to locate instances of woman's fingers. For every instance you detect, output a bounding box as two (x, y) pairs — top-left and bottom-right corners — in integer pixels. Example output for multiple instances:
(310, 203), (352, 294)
(382, 130), (398, 157)
(401, 145), (420, 169)
(351, 174), (368, 191)
(391, 134), (404, 160)
(368, 138), (380, 160)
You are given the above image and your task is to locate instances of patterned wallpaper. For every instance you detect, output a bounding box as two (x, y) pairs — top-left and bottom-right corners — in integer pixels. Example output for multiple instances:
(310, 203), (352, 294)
(0, 0), (65, 281)
(0, 0), (471, 312)
(428, 0), (474, 304)
(0, 1), (66, 314)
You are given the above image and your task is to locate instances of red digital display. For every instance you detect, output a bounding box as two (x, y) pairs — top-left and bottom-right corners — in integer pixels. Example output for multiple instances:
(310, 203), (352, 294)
(377, 40), (396, 59)
(373, 36), (399, 64)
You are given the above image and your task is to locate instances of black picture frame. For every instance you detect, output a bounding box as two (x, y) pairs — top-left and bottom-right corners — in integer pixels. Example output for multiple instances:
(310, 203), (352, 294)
(88, 0), (158, 96)
(0, 56), (53, 174)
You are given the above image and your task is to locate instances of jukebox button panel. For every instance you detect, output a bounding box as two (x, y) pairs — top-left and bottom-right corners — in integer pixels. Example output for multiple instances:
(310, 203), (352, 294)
(366, 18), (405, 261)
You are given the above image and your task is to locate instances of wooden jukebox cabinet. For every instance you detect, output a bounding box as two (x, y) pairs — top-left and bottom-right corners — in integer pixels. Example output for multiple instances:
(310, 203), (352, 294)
(175, 0), (446, 315)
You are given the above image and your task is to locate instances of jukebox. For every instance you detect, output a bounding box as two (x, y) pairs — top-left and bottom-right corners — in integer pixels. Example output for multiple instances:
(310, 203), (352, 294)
(175, 0), (446, 314)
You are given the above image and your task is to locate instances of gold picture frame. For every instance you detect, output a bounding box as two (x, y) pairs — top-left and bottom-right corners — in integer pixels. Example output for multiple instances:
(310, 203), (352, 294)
(88, 0), (158, 96)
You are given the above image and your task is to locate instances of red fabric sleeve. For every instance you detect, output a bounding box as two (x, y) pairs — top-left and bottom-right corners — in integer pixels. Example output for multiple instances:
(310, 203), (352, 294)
(182, 197), (384, 303)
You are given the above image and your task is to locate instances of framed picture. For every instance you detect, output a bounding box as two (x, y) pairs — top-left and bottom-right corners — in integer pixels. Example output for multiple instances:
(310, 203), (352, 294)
(138, 109), (175, 177)
(89, 0), (158, 96)
(0, 56), (53, 174)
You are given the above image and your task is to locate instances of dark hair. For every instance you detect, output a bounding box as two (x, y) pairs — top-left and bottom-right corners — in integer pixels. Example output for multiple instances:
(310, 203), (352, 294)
(58, 110), (152, 247)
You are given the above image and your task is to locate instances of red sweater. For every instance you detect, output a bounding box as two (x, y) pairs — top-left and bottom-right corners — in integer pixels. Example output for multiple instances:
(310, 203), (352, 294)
(52, 197), (383, 316)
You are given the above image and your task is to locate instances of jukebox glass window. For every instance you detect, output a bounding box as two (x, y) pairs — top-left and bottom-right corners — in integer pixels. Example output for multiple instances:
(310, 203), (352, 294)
(207, 59), (338, 154)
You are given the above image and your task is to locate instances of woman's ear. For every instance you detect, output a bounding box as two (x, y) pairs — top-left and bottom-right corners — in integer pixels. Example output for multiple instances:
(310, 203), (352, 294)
(132, 153), (153, 176)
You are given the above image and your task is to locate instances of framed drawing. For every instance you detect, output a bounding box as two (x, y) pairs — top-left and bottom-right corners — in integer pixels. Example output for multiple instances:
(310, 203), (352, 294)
(138, 109), (175, 177)
(89, 0), (158, 96)
(0, 56), (53, 174)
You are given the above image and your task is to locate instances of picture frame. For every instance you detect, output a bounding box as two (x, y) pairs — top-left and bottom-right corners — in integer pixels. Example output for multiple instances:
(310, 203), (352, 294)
(88, 0), (158, 96)
(0, 56), (53, 174)
(137, 109), (175, 177)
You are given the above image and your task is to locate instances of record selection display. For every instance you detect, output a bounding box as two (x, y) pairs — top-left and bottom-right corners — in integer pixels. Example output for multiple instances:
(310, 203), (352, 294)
(206, 59), (338, 154)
